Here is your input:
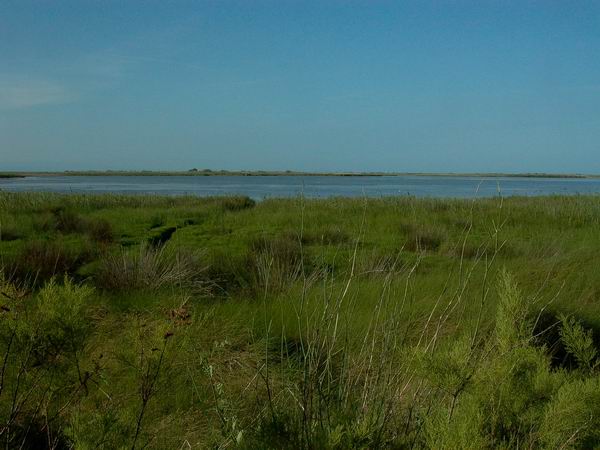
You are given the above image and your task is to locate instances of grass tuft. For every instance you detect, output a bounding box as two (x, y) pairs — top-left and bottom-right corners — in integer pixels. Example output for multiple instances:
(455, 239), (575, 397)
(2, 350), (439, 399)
(403, 225), (445, 252)
(87, 218), (114, 243)
(8, 240), (94, 283)
(220, 195), (256, 211)
(95, 244), (208, 293)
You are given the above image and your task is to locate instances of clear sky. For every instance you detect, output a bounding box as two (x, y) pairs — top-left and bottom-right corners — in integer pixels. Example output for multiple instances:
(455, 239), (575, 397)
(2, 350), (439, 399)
(1, 1), (599, 173)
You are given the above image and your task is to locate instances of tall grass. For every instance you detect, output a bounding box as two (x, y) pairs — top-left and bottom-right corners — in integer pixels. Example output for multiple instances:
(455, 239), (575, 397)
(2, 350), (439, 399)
(1, 193), (600, 448)
(95, 244), (208, 293)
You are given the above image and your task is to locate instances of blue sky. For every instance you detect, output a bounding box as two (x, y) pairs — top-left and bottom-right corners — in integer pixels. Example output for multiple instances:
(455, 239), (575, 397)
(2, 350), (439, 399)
(1, 1), (599, 173)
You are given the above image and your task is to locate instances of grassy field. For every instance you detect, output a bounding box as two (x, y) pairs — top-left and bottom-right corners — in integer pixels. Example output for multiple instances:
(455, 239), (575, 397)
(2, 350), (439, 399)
(1, 192), (600, 449)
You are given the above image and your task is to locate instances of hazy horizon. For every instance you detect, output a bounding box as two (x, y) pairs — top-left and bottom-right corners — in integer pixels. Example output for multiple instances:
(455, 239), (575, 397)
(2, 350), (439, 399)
(2, 1), (600, 173)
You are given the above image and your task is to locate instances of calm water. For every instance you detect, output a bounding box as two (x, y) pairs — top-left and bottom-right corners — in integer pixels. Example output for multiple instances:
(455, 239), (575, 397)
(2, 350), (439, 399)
(2, 175), (600, 200)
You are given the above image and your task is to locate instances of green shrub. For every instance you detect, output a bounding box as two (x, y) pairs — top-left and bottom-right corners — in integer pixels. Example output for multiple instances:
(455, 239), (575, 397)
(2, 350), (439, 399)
(0, 277), (93, 449)
(559, 314), (598, 373)
(540, 377), (600, 449)
(34, 276), (94, 361)
(495, 270), (531, 352)
(421, 271), (567, 449)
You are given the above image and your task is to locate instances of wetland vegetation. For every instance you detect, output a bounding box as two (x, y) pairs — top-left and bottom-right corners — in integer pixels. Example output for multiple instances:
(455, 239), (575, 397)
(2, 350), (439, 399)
(2, 192), (600, 448)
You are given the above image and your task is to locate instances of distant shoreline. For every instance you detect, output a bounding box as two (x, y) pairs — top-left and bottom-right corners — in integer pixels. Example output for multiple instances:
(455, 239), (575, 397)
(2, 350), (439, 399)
(1, 170), (599, 179)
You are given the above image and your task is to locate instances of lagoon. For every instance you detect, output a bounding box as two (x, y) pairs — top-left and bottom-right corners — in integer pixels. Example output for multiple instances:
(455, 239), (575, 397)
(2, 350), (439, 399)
(2, 175), (600, 199)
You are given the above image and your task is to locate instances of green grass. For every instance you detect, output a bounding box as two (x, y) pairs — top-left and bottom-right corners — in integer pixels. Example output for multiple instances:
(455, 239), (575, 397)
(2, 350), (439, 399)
(2, 192), (600, 448)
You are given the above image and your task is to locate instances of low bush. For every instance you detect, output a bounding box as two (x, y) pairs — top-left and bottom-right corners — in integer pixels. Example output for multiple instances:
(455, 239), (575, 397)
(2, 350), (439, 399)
(540, 377), (600, 449)
(0, 277), (94, 449)
(418, 272), (600, 449)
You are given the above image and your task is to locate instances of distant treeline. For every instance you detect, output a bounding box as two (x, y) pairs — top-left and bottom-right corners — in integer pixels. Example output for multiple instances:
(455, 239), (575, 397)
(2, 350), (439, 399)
(1, 170), (597, 178)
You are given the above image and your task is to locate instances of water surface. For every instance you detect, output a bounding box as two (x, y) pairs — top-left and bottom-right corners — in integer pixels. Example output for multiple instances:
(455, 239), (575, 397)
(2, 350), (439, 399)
(2, 175), (600, 200)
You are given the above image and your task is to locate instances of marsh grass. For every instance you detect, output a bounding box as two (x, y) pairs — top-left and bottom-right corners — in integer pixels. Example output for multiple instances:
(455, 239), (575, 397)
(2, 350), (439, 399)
(219, 195), (256, 212)
(53, 207), (87, 234)
(1, 193), (600, 448)
(249, 234), (307, 292)
(402, 224), (445, 253)
(95, 244), (209, 293)
(0, 216), (23, 242)
(86, 218), (114, 243)
(6, 239), (96, 284)
(298, 227), (351, 246)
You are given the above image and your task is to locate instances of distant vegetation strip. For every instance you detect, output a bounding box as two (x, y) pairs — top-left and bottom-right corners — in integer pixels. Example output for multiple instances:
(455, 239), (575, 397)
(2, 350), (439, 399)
(2, 170), (598, 178)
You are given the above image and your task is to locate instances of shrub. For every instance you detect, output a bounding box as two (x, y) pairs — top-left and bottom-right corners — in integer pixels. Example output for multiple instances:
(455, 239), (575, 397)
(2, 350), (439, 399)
(420, 271), (564, 449)
(34, 276), (94, 362)
(417, 271), (600, 449)
(495, 270), (531, 352)
(0, 277), (93, 449)
(540, 377), (600, 449)
(559, 314), (598, 373)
